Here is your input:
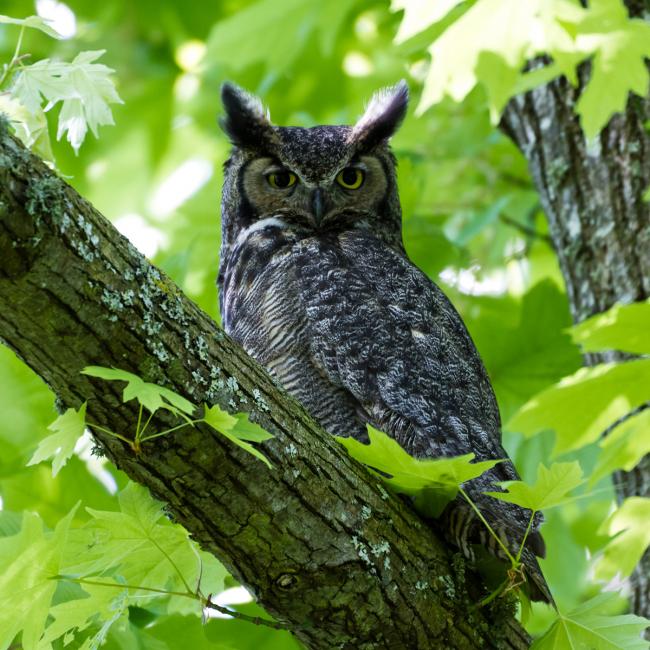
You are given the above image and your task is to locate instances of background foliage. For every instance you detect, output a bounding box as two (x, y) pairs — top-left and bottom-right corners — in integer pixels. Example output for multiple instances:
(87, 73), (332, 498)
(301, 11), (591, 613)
(0, 0), (648, 648)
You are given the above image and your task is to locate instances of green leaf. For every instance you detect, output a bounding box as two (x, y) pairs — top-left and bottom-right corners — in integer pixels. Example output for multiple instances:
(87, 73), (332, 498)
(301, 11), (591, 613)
(39, 581), (128, 649)
(571, 300), (650, 355)
(12, 51), (123, 154)
(507, 359), (650, 456)
(27, 402), (87, 476)
(0, 506), (77, 650)
(417, 0), (554, 116)
(470, 281), (581, 423)
(573, 5), (650, 138)
(1, 457), (122, 528)
(206, 0), (355, 73)
(0, 511), (23, 538)
(201, 404), (237, 432)
(531, 592), (650, 650)
(391, 0), (463, 44)
(0, 14), (63, 39)
(231, 413), (274, 443)
(82, 367), (195, 415)
(0, 93), (54, 161)
(485, 461), (584, 512)
(144, 609), (303, 650)
(416, 0), (650, 138)
(63, 482), (227, 600)
(338, 426), (501, 515)
(203, 405), (273, 468)
(595, 497), (650, 581)
(590, 408), (650, 486)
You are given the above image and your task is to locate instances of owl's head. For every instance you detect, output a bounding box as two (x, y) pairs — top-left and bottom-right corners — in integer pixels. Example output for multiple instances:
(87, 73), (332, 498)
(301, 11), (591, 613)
(219, 81), (409, 258)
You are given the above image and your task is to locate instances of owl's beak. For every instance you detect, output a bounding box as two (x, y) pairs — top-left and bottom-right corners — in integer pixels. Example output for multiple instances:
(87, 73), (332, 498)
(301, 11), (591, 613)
(311, 188), (324, 225)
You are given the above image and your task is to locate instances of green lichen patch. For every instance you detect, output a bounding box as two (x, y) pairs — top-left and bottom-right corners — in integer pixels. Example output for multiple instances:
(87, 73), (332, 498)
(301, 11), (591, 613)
(25, 176), (66, 224)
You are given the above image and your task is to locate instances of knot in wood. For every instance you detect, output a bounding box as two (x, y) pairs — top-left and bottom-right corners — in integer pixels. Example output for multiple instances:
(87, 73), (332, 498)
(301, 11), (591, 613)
(275, 573), (298, 590)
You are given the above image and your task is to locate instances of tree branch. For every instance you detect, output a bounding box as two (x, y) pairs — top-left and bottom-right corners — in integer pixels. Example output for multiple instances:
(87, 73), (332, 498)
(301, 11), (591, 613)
(0, 128), (530, 648)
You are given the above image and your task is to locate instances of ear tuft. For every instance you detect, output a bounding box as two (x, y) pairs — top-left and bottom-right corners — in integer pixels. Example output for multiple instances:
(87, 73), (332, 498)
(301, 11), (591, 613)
(220, 82), (275, 148)
(349, 80), (409, 151)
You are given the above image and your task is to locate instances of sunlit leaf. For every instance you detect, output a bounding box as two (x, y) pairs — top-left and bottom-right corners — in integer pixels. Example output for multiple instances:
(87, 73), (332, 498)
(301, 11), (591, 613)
(27, 402), (87, 476)
(231, 413), (274, 443)
(338, 426), (501, 515)
(1, 457), (121, 528)
(595, 497), (650, 581)
(416, 0), (650, 138)
(39, 581), (128, 649)
(391, 0), (463, 44)
(485, 461), (584, 512)
(82, 367), (195, 415)
(573, 1), (650, 138)
(507, 359), (650, 456)
(571, 300), (650, 355)
(590, 408), (650, 486)
(201, 404), (236, 432)
(531, 592), (649, 650)
(12, 51), (122, 153)
(0, 14), (62, 39)
(417, 0), (572, 116)
(203, 405), (273, 468)
(0, 92), (53, 160)
(0, 507), (76, 650)
(63, 482), (227, 598)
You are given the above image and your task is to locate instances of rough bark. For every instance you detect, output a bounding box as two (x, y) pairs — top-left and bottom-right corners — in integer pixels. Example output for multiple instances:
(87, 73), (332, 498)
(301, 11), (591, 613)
(0, 127), (531, 647)
(501, 4), (650, 619)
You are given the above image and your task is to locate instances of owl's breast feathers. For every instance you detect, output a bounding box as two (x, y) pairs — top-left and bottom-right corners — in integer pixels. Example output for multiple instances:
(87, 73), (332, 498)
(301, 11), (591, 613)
(220, 221), (552, 604)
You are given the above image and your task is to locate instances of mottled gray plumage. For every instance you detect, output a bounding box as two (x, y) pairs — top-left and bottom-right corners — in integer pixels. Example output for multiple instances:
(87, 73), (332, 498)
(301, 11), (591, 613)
(217, 81), (553, 604)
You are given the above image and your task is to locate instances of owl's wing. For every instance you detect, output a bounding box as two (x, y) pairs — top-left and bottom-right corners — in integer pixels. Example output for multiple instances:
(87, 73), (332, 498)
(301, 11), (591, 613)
(295, 230), (553, 604)
(296, 230), (505, 466)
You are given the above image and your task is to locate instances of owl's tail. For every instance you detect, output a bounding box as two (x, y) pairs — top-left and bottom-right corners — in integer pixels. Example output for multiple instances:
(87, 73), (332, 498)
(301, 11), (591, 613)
(439, 493), (555, 607)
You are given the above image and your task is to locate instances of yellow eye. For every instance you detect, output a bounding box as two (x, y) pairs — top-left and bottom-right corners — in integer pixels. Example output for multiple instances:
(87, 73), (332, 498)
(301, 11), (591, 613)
(267, 170), (297, 189)
(336, 167), (364, 190)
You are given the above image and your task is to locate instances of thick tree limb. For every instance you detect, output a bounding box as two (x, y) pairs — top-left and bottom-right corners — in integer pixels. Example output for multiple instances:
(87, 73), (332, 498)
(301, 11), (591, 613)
(0, 128), (530, 647)
(501, 13), (650, 618)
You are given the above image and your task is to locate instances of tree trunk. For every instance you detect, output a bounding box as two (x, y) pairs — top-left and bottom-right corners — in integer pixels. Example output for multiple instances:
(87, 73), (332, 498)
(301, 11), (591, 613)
(501, 9), (650, 618)
(0, 125), (531, 647)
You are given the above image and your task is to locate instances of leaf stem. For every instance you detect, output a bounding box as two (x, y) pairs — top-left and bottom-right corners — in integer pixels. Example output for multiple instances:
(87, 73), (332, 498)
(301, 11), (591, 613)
(86, 422), (134, 447)
(474, 579), (509, 609)
(14, 26), (25, 63)
(135, 404), (143, 441)
(459, 487), (516, 565)
(137, 409), (155, 440)
(139, 419), (202, 443)
(149, 536), (195, 596)
(0, 25), (25, 87)
(54, 576), (290, 631)
(53, 575), (193, 600)
(516, 511), (536, 563)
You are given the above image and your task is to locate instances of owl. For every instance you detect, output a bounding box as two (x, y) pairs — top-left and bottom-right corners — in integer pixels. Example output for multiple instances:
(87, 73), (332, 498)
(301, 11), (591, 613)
(217, 81), (552, 604)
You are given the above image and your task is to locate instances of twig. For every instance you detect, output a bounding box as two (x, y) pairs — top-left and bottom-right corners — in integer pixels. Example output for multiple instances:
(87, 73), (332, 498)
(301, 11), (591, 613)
(600, 402), (650, 440)
(204, 596), (290, 630)
(499, 213), (552, 244)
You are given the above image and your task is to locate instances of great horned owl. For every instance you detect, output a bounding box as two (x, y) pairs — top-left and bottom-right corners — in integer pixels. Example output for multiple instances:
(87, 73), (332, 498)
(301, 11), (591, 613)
(217, 81), (552, 604)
